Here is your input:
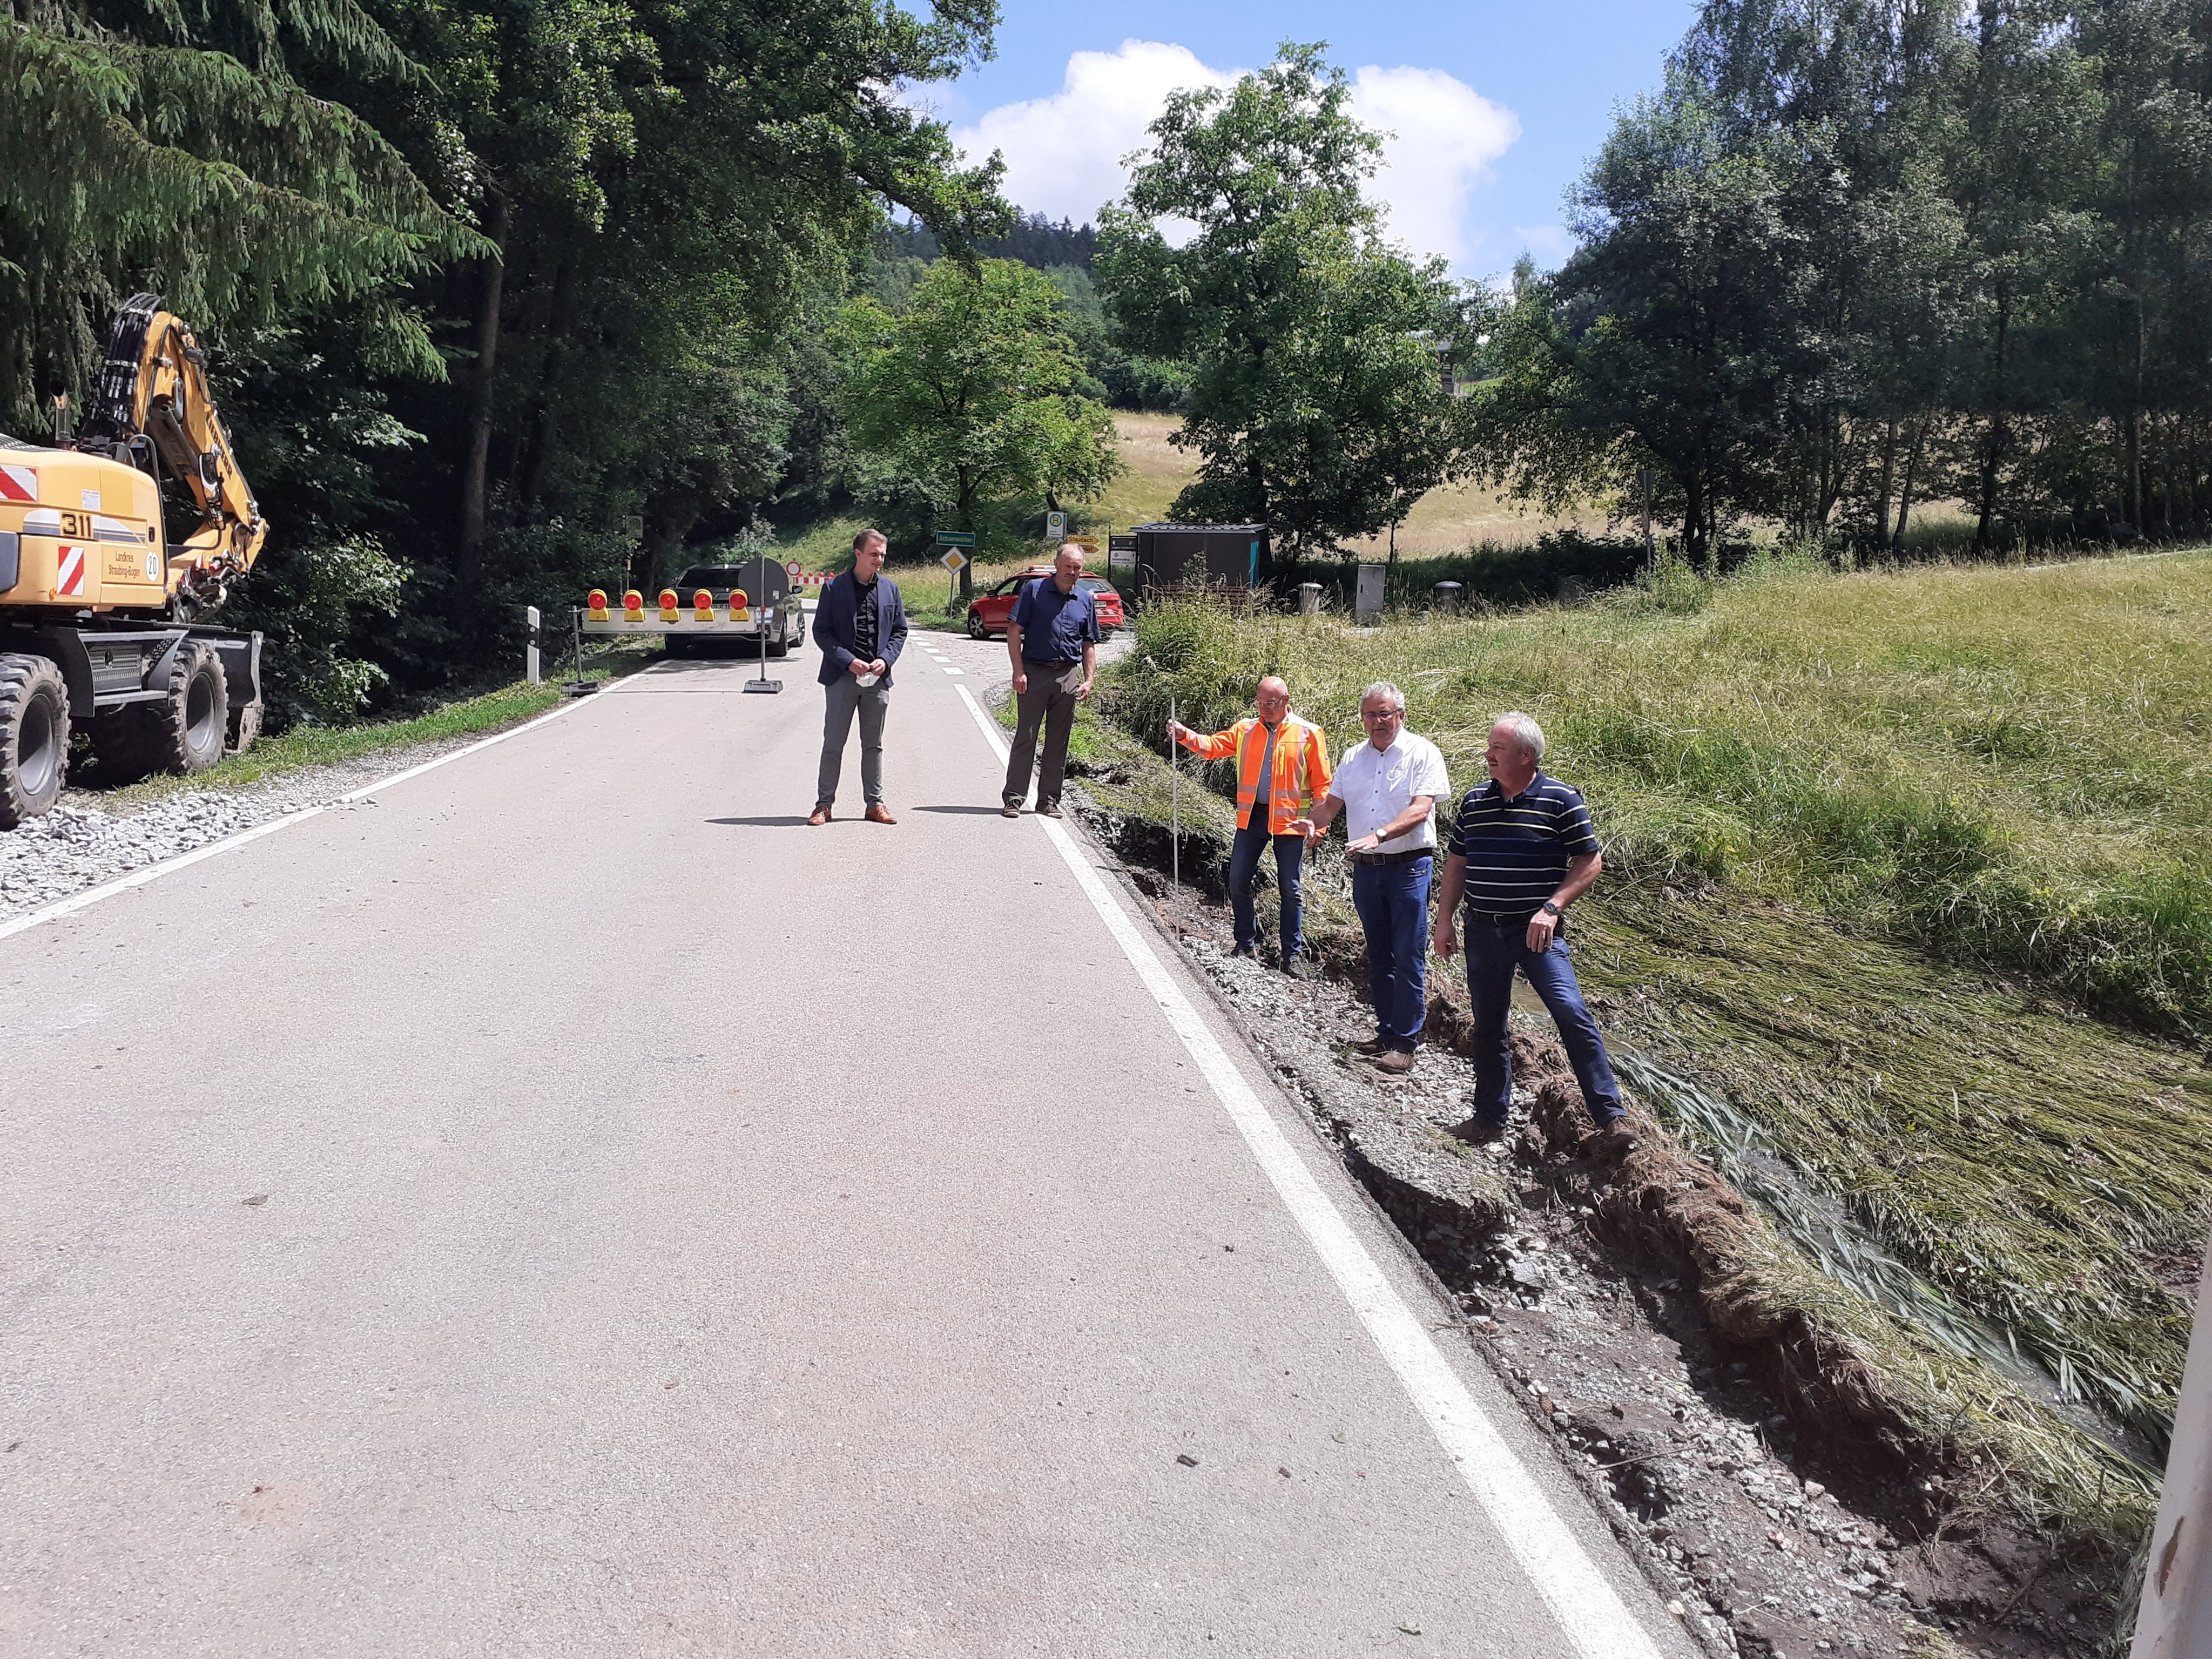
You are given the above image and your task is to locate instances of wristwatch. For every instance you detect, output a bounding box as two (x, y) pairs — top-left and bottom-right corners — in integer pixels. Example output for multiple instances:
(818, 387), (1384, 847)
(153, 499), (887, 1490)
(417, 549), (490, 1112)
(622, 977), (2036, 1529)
(1540, 900), (1563, 916)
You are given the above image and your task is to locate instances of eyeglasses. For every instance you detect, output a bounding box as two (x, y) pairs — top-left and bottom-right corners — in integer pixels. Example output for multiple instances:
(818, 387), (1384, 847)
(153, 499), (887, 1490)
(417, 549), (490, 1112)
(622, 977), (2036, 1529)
(1360, 708), (1401, 720)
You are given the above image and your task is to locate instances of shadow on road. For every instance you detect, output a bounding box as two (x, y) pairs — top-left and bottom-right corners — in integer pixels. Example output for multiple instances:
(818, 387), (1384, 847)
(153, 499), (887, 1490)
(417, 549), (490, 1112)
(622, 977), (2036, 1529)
(911, 805), (1010, 815)
(706, 815), (813, 827)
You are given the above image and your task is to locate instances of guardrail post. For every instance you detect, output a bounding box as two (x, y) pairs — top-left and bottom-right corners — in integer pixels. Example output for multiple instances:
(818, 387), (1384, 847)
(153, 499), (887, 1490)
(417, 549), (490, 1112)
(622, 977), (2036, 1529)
(525, 605), (541, 684)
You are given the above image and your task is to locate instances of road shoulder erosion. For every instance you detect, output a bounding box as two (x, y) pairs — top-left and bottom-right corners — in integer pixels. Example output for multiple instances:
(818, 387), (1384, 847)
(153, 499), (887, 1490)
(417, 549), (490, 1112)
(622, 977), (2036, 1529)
(956, 682), (1691, 1659)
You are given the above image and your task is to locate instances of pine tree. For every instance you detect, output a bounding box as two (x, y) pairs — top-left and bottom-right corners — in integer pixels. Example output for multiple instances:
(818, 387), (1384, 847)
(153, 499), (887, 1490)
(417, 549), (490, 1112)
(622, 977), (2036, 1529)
(0, 0), (480, 426)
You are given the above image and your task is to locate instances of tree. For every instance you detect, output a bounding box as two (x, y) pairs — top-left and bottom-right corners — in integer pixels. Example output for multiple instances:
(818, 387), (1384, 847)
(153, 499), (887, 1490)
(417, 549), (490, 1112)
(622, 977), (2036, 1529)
(835, 258), (1118, 596)
(0, 0), (479, 423)
(1097, 42), (1473, 556)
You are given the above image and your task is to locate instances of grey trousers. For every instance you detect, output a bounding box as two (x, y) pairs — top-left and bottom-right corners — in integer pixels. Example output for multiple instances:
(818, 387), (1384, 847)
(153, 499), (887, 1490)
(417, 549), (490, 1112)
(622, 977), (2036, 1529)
(1004, 659), (1083, 808)
(817, 675), (891, 807)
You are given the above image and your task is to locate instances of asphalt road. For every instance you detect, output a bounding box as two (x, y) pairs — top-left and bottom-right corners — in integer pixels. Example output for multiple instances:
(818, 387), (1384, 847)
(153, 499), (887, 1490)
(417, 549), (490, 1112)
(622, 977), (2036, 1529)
(0, 621), (1696, 1657)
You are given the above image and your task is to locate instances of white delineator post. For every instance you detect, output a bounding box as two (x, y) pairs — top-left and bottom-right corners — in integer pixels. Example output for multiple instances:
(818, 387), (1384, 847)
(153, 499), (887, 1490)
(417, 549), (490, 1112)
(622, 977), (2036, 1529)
(525, 605), (541, 684)
(2136, 1242), (2212, 1657)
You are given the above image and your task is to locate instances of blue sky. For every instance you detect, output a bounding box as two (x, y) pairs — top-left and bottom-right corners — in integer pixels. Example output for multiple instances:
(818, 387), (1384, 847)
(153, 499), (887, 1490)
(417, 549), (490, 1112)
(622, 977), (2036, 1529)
(907, 1), (1697, 278)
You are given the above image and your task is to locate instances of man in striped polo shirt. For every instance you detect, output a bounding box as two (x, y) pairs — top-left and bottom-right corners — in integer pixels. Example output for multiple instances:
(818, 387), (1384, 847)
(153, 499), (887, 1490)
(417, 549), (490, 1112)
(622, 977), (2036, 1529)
(1431, 711), (1635, 1154)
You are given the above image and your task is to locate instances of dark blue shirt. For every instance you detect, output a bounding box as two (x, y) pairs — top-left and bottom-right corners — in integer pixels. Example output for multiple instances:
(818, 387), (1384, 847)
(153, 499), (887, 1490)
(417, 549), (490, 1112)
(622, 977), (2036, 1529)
(1011, 577), (1100, 663)
(1446, 772), (1600, 919)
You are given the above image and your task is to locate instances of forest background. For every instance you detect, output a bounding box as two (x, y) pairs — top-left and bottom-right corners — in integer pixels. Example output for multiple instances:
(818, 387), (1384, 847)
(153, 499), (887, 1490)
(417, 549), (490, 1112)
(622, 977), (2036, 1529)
(5, 0), (2212, 726)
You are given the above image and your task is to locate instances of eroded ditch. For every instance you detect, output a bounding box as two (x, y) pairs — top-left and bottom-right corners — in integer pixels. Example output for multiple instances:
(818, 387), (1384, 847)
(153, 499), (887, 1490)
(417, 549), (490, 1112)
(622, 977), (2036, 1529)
(1070, 784), (2134, 1659)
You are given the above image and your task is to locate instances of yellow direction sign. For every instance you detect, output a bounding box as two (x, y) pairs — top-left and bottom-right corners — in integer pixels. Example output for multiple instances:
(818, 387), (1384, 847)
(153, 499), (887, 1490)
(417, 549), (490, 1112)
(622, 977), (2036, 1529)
(1066, 534), (1098, 554)
(940, 548), (969, 572)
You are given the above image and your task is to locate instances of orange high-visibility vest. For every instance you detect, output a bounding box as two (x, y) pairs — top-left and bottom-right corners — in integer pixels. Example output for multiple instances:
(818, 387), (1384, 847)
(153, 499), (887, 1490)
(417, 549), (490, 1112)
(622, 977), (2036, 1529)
(1177, 715), (1332, 834)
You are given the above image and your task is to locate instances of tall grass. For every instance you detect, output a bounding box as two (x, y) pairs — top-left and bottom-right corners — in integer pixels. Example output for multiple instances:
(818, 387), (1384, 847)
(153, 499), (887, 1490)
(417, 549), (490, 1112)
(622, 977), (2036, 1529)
(1105, 551), (2212, 1456)
(1117, 550), (2212, 1035)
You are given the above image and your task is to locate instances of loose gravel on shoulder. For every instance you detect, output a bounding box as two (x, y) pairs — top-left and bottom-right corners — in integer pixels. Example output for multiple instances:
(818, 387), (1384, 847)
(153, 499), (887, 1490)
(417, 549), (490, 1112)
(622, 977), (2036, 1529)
(0, 728), (511, 922)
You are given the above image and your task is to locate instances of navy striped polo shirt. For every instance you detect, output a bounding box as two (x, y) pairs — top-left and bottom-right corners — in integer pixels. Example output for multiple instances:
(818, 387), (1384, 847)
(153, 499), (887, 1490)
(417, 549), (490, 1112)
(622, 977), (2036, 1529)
(1446, 773), (1600, 919)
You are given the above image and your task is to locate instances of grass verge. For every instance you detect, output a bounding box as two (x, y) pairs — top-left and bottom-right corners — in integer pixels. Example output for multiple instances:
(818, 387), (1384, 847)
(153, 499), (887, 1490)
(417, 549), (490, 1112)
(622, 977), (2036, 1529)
(86, 642), (659, 809)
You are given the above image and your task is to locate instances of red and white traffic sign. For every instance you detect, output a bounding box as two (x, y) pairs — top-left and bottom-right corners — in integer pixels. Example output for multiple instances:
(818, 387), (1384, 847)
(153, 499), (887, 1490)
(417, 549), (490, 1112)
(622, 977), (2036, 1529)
(785, 559), (802, 579)
(55, 544), (86, 598)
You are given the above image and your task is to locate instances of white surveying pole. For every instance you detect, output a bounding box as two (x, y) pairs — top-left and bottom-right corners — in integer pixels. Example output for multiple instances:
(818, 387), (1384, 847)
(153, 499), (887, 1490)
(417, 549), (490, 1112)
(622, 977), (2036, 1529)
(2135, 1242), (2212, 1657)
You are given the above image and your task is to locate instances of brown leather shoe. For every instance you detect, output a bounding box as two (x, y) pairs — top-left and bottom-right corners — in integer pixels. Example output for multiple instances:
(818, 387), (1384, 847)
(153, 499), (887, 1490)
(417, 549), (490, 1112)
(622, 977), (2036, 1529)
(865, 804), (897, 825)
(807, 804), (832, 826)
(1351, 1035), (1392, 1056)
(1038, 801), (1063, 819)
(1366, 1048), (1415, 1077)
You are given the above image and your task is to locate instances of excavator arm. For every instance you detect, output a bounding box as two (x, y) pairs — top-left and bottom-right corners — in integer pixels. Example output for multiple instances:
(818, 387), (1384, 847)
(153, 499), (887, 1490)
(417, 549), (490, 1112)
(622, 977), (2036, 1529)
(76, 294), (267, 616)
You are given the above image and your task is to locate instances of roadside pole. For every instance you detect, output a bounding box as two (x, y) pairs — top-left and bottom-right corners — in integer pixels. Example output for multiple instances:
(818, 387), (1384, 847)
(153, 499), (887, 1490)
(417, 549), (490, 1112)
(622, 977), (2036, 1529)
(2134, 1242), (2212, 1657)
(525, 605), (541, 684)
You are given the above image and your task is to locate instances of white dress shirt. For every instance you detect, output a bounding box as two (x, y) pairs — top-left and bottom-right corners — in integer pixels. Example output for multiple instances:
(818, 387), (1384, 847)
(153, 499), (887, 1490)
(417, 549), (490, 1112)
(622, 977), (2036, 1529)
(1330, 731), (1450, 853)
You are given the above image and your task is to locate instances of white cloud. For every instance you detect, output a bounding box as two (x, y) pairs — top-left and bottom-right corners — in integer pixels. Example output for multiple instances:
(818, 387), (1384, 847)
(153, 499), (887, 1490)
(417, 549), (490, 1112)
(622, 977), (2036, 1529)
(950, 41), (1519, 273)
(1512, 224), (1576, 267)
(1348, 66), (1519, 269)
(952, 42), (1236, 233)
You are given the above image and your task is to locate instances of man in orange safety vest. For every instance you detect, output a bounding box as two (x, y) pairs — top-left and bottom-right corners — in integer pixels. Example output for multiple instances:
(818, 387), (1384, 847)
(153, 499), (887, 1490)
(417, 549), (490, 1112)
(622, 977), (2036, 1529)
(1169, 676), (1333, 975)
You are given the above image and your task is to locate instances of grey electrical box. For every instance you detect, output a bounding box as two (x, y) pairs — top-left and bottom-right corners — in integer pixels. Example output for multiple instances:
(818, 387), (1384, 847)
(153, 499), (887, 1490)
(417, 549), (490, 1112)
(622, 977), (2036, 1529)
(1354, 563), (1386, 623)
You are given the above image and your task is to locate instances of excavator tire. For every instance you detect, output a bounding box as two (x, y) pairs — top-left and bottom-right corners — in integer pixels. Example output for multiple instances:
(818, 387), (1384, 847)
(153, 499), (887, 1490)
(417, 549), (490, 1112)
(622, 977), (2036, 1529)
(0, 652), (71, 828)
(96, 640), (228, 782)
(228, 696), (264, 755)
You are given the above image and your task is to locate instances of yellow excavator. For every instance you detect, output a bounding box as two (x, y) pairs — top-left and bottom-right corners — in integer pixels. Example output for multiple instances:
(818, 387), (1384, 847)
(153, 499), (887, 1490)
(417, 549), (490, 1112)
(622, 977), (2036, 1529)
(0, 294), (268, 827)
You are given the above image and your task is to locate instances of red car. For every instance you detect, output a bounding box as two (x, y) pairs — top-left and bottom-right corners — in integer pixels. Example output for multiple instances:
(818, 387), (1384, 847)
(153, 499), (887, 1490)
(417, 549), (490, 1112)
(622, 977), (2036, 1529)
(965, 568), (1125, 639)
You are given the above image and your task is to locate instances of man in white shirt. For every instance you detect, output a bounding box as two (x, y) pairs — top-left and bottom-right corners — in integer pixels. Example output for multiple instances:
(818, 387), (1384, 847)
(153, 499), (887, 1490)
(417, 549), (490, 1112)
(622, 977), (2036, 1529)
(1294, 681), (1450, 1075)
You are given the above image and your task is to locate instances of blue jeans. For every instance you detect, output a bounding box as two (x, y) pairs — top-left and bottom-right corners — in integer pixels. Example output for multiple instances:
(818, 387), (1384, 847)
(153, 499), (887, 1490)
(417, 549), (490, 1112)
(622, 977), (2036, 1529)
(1228, 822), (1305, 958)
(1464, 920), (1623, 1125)
(1352, 856), (1433, 1049)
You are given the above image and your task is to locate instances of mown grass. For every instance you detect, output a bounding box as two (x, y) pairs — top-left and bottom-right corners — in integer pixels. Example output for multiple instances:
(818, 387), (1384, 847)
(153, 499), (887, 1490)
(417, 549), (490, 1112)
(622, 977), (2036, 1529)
(1098, 550), (2212, 1548)
(85, 642), (659, 808)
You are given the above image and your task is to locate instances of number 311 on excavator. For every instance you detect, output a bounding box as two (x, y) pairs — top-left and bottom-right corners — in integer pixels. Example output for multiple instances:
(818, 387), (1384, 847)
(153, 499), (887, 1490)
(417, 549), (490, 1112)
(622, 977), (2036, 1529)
(0, 294), (269, 827)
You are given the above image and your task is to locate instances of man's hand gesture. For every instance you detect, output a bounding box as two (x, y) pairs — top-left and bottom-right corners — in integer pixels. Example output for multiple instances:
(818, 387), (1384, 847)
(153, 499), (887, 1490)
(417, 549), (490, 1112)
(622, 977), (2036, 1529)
(1013, 666), (1029, 694)
(1288, 815), (1318, 843)
(847, 657), (872, 678)
(1525, 908), (1559, 954)
(1165, 719), (1188, 743)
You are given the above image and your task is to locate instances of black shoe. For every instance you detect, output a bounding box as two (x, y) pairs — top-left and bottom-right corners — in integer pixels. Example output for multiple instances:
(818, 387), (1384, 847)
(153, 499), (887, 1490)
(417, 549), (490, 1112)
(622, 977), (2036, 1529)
(1351, 1035), (1391, 1056)
(1449, 1117), (1510, 1146)
(1229, 944), (1258, 960)
(1593, 1118), (1640, 1158)
(1282, 957), (1307, 979)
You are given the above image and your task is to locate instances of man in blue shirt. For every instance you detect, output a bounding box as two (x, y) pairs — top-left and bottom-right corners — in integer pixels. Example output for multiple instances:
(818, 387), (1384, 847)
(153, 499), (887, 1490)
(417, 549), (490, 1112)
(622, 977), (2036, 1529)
(1001, 544), (1100, 819)
(1431, 711), (1635, 1155)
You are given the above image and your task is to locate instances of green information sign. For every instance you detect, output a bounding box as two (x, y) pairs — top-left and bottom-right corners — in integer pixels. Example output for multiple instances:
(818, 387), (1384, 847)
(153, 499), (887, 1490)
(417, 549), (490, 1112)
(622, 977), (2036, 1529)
(935, 529), (976, 547)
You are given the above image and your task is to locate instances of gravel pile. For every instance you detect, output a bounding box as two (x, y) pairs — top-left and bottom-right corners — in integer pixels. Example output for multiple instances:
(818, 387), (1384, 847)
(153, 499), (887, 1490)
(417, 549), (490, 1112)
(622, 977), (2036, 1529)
(0, 730), (502, 922)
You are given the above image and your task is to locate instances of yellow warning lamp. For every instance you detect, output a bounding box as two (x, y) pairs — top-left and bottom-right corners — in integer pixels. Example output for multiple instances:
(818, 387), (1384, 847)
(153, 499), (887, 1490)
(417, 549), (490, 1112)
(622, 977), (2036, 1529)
(692, 588), (714, 622)
(658, 588), (679, 623)
(623, 589), (645, 622)
(730, 587), (750, 621)
(587, 589), (610, 622)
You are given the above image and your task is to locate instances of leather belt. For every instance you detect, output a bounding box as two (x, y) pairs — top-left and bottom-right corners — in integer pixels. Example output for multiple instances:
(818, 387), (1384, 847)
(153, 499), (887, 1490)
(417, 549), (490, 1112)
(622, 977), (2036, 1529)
(1464, 908), (1539, 926)
(1351, 846), (1434, 866)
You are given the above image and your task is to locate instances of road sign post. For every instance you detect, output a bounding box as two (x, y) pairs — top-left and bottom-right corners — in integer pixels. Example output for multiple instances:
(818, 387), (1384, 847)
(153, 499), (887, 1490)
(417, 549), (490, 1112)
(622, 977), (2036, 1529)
(1046, 510), (1067, 542)
(938, 529), (975, 600)
(941, 545), (969, 609)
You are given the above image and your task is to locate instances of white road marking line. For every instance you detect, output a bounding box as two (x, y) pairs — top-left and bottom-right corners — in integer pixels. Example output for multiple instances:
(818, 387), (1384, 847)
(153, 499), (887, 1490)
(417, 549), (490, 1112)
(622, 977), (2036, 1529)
(941, 666), (965, 676)
(953, 683), (1665, 1659)
(0, 667), (666, 945)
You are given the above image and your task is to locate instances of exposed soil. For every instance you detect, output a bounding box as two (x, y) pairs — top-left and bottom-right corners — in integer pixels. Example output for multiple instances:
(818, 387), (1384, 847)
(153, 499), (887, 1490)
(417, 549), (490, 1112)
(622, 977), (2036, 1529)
(1075, 790), (2125, 1659)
